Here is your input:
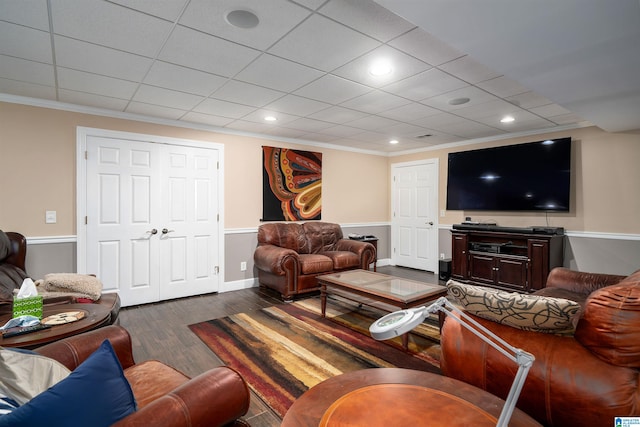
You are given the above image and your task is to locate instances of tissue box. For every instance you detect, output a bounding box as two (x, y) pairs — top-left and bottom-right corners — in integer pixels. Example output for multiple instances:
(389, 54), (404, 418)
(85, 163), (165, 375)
(12, 296), (43, 319)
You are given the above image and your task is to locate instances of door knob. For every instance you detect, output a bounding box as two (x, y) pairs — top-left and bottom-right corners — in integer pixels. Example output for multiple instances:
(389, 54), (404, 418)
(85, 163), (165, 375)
(427, 221), (434, 226)
(162, 228), (174, 234)
(147, 228), (158, 235)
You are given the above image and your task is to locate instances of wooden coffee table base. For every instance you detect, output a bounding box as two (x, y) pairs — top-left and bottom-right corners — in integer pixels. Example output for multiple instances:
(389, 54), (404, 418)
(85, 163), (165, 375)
(281, 368), (541, 427)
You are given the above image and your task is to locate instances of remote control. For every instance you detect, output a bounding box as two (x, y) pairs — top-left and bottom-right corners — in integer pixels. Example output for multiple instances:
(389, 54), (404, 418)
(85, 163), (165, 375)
(2, 323), (52, 338)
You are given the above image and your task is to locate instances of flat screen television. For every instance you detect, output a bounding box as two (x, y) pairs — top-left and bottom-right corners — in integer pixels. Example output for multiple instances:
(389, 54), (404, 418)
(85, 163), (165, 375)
(446, 137), (571, 212)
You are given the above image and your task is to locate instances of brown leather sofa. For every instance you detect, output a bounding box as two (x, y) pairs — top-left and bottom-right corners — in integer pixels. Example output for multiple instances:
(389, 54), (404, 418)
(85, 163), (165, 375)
(440, 267), (640, 427)
(254, 222), (376, 300)
(35, 325), (251, 427)
(0, 231), (120, 323)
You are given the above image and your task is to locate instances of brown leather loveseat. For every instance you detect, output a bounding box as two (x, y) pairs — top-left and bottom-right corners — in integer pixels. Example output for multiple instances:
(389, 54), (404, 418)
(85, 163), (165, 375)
(0, 230), (120, 323)
(440, 267), (640, 427)
(36, 325), (251, 426)
(253, 222), (376, 300)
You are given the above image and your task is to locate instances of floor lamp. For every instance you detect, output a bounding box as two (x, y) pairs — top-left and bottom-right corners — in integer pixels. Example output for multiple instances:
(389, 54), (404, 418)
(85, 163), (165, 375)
(369, 296), (535, 427)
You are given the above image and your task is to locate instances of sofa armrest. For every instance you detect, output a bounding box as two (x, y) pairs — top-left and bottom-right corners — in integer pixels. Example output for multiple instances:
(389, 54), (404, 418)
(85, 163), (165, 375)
(113, 366), (251, 427)
(253, 244), (299, 275)
(35, 325), (136, 370)
(334, 239), (375, 268)
(546, 267), (627, 296)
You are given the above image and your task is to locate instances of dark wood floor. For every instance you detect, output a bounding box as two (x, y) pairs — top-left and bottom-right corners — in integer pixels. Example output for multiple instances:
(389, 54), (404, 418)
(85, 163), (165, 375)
(117, 266), (440, 427)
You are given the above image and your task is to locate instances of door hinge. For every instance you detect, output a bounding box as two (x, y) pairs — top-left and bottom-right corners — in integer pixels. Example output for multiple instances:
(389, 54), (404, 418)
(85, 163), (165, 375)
(85, 151), (88, 160)
(85, 216), (88, 224)
(217, 161), (219, 170)
(217, 213), (219, 222)
(214, 266), (219, 274)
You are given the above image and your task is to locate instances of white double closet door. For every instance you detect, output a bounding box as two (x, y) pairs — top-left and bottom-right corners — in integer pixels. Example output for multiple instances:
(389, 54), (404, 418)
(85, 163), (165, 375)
(78, 128), (222, 307)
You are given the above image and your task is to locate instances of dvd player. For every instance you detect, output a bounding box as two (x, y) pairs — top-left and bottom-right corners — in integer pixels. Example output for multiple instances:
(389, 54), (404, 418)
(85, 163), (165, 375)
(452, 224), (564, 235)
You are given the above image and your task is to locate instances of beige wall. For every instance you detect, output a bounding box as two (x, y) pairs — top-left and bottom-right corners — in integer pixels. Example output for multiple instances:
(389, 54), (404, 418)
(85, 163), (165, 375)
(389, 127), (640, 234)
(0, 102), (389, 234)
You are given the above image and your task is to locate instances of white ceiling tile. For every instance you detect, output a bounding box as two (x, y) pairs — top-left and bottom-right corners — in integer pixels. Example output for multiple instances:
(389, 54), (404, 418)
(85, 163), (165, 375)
(308, 105), (369, 123)
(193, 98), (256, 119)
(492, 117), (556, 133)
(57, 68), (138, 99)
(133, 85), (204, 110)
(346, 115), (400, 130)
(377, 102), (440, 121)
(296, 132), (339, 142)
(179, 0), (310, 51)
(264, 94), (331, 116)
(319, 0), (415, 42)
(473, 109), (545, 127)
(0, 55), (54, 86)
(377, 122), (432, 138)
(234, 54), (324, 92)
(269, 14), (379, 72)
(438, 121), (503, 139)
(224, 119), (274, 134)
(159, 25), (260, 77)
(0, 0), (49, 30)
(54, 36), (153, 81)
(476, 76), (530, 98)
(283, 117), (334, 132)
(144, 61), (227, 96)
(0, 78), (56, 99)
(211, 80), (284, 107)
(267, 127), (310, 139)
(548, 113), (588, 125)
(294, 74), (371, 104)
(50, 0), (173, 57)
(388, 28), (463, 66)
(410, 112), (467, 128)
(506, 91), (553, 109)
(452, 99), (522, 120)
(382, 68), (468, 101)
(58, 89), (129, 110)
(438, 55), (501, 84)
(290, 0), (326, 10)
(0, 22), (52, 63)
(421, 86), (498, 112)
(180, 112), (235, 127)
(241, 109), (300, 125)
(317, 124), (363, 138)
(332, 45), (430, 88)
(529, 103), (573, 118)
(126, 101), (187, 120)
(107, 0), (189, 22)
(340, 90), (410, 114)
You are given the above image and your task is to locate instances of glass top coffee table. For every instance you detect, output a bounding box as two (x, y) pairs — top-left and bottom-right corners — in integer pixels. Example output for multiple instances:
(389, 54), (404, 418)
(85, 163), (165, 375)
(317, 269), (447, 349)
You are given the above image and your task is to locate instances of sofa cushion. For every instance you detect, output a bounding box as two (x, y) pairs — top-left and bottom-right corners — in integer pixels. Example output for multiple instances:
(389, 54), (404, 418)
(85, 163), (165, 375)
(0, 231), (10, 261)
(447, 280), (582, 334)
(0, 340), (136, 427)
(320, 251), (360, 270)
(124, 360), (189, 409)
(574, 271), (640, 368)
(257, 223), (306, 252)
(303, 222), (343, 253)
(298, 254), (334, 274)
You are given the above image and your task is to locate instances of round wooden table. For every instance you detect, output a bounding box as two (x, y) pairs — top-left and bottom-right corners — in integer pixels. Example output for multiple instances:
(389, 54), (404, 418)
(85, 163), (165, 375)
(281, 368), (541, 427)
(0, 303), (111, 349)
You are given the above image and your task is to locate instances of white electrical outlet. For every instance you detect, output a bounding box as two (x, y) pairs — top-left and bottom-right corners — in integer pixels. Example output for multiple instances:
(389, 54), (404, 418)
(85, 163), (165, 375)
(440, 253), (446, 260)
(240, 262), (247, 271)
(440, 209), (446, 217)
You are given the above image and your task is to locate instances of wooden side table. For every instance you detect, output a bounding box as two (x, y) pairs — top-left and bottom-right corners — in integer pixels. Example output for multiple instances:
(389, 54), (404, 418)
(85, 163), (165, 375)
(0, 303), (111, 349)
(281, 368), (541, 427)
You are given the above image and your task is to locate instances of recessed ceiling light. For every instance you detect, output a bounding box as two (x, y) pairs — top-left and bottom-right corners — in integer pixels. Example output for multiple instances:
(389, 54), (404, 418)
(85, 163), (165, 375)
(500, 115), (515, 123)
(389, 139), (399, 144)
(369, 59), (393, 76)
(264, 116), (277, 122)
(225, 10), (259, 29)
(448, 97), (470, 106)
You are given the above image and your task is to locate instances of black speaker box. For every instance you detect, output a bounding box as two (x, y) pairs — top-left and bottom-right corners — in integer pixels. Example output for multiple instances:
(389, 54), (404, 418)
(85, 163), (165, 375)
(439, 258), (452, 281)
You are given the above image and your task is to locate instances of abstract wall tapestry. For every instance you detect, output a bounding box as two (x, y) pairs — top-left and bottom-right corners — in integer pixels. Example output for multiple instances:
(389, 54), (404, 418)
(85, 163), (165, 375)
(262, 146), (322, 221)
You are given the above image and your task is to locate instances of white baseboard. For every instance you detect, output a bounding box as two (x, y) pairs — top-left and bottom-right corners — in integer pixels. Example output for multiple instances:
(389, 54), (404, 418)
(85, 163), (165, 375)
(221, 277), (258, 293)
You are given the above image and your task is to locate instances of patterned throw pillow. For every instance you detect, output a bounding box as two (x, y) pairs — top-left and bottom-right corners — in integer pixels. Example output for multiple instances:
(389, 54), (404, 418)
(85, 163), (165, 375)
(446, 280), (582, 334)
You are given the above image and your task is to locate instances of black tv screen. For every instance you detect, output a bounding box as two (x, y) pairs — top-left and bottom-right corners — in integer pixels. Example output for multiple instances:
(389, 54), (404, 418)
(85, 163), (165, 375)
(446, 137), (571, 212)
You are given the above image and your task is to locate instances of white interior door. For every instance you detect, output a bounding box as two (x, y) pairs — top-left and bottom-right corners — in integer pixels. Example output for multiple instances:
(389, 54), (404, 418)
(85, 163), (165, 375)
(80, 128), (222, 307)
(392, 160), (439, 272)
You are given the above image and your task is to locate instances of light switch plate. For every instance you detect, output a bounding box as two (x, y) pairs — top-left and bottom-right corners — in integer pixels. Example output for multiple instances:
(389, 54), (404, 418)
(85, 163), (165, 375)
(45, 210), (57, 224)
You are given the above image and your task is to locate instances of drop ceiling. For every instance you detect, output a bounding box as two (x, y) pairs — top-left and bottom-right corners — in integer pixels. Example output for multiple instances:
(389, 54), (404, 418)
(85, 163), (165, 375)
(1, 0), (637, 154)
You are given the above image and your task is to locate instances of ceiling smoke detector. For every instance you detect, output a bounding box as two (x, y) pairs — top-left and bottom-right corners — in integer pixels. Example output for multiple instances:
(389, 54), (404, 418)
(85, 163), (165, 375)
(226, 10), (259, 29)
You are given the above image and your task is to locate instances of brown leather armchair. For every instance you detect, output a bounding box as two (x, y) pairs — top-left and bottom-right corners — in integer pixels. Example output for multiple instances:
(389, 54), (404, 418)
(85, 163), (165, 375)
(254, 222), (376, 300)
(36, 325), (251, 427)
(0, 231), (120, 323)
(440, 267), (640, 427)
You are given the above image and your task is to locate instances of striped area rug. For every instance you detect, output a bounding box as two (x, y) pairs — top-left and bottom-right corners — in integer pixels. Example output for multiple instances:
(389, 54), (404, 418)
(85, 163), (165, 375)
(188, 297), (441, 418)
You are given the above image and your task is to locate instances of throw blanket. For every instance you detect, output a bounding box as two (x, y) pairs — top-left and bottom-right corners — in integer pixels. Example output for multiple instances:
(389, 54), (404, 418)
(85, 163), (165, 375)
(35, 273), (102, 302)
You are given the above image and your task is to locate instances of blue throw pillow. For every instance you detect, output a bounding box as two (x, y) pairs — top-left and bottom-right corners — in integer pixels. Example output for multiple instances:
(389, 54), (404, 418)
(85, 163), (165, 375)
(0, 340), (137, 426)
